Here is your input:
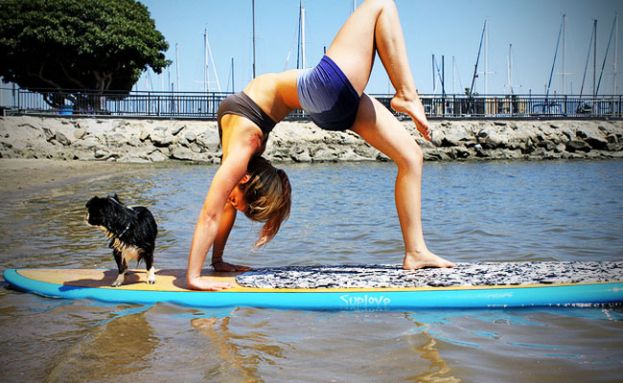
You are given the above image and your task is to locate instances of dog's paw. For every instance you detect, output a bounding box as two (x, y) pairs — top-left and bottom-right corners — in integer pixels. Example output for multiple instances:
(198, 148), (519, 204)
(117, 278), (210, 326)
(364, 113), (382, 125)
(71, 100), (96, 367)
(112, 274), (125, 287)
(147, 267), (156, 285)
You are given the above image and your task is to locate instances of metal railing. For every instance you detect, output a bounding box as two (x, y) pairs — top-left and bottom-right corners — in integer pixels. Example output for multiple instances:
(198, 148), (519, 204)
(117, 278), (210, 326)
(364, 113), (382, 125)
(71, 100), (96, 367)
(1, 87), (621, 120)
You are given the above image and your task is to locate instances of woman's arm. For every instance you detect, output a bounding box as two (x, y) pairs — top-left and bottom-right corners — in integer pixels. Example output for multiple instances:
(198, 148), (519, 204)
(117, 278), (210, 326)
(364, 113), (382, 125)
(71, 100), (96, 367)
(186, 135), (259, 290)
(210, 203), (251, 272)
(210, 202), (236, 266)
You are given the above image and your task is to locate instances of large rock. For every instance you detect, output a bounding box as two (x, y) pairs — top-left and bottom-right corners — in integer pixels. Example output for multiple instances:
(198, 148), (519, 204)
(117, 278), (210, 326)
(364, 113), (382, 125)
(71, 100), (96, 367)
(149, 126), (174, 147)
(433, 123), (474, 147)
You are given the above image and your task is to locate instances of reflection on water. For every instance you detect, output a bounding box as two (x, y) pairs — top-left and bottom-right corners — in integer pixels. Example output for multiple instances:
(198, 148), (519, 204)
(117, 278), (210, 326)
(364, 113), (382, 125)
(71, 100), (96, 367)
(1, 160), (623, 382)
(46, 305), (157, 383)
(192, 313), (288, 382)
(413, 336), (461, 383)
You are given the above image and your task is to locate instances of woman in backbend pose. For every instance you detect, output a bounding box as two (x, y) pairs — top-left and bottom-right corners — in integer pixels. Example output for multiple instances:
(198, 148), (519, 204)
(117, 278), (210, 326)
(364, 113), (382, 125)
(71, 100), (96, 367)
(187, 0), (455, 291)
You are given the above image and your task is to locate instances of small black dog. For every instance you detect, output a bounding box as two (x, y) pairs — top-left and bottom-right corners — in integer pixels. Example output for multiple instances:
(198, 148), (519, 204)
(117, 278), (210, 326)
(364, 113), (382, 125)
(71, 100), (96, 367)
(86, 194), (158, 287)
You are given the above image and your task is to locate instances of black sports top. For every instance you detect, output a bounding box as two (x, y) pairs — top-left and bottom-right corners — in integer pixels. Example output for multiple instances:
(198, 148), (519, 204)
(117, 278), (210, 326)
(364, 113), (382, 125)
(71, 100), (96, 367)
(217, 92), (277, 138)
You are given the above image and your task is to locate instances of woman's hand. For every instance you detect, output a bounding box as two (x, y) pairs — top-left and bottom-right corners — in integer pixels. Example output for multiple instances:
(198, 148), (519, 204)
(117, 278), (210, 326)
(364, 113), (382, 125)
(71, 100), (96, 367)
(212, 261), (252, 272)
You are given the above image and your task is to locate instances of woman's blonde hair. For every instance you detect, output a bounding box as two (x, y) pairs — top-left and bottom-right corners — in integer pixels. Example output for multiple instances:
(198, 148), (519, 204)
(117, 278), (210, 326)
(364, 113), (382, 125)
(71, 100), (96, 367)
(240, 156), (291, 247)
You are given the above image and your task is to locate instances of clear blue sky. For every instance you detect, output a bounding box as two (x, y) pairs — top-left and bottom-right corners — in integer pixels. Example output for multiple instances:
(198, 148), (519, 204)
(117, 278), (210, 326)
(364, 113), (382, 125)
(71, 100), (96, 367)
(137, 0), (623, 95)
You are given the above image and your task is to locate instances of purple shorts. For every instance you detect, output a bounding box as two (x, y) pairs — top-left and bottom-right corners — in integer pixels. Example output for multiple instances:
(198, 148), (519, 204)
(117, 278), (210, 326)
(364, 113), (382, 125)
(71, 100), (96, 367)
(297, 55), (361, 131)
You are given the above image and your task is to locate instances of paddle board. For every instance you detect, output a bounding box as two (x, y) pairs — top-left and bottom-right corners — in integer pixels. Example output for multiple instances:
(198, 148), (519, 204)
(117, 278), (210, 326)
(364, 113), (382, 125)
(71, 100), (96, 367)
(4, 262), (623, 310)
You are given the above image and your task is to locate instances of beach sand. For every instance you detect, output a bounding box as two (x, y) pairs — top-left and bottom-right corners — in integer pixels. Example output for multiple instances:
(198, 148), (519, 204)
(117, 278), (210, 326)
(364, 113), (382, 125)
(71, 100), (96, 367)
(0, 159), (137, 196)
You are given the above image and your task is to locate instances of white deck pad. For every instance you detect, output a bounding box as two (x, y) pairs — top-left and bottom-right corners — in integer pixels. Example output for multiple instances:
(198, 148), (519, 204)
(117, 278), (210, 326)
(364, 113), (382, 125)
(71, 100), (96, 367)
(236, 261), (623, 289)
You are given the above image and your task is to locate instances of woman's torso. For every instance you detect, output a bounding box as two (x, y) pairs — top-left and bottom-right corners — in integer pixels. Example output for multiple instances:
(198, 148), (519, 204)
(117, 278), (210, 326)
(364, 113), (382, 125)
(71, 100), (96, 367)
(220, 70), (301, 159)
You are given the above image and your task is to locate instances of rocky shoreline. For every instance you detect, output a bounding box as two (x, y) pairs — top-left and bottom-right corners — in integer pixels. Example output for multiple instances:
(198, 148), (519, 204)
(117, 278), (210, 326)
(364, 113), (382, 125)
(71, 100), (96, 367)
(1, 116), (622, 163)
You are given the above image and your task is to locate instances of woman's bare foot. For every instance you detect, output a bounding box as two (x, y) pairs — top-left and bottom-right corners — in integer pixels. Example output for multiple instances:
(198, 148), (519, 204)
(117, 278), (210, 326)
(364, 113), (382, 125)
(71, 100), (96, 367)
(390, 93), (431, 141)
(212, 261), (252, 272)
(403, 249), (455, 270)
(186, 276), (233, 291)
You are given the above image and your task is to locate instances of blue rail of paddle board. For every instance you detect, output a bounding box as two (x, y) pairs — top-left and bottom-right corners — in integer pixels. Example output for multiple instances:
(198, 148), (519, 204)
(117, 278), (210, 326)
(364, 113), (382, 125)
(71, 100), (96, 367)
(4, 269), (623, 310)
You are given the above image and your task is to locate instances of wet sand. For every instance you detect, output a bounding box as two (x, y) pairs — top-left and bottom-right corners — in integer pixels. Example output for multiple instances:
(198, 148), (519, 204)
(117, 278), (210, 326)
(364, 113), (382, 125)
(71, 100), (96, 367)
(0, 159), (138, 196)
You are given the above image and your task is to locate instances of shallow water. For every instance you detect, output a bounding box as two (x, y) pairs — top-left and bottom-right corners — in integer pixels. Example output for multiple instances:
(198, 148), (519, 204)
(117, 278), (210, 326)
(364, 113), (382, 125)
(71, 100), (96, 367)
(1, 160), (623, 382)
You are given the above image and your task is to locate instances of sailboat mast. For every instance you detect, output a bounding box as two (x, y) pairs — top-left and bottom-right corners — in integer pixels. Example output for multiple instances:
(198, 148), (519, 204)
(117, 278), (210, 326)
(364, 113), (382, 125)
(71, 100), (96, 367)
(204, 29), (208, 92)
(615, 14), (619, 95)
(484, 21), (488, 95)
(231, 57), (235, 92)
(207, 31), (221, 92)
(561, 14), (566, 94)
(442, 55), (445, 97)
(579, 20), (595, 99)
(452, 56), (455, 94)
(596, 15), (618, 95)
(432, 54), (436, 95)
(301, 1), (306, 69)
(469, 20), (486, 98)
(252, 0), (256, 79)
(175, 43), (180, 92)
(546, 15), (564, 99)
(593, 19), (597, 97)
(506, 44), (513, 94)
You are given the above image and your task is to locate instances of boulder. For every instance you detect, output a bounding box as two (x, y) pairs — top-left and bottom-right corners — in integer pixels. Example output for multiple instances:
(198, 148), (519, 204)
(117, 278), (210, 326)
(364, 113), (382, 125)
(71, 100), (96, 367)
(73, 128), (87, 140)
(434, 125), (473, 147)
(572, 126), (608, 150)
(170, 146), (197, 161)
(150, 126), (174, 147)
(566, 140), (591, 153)
(195, 131), (220, 152)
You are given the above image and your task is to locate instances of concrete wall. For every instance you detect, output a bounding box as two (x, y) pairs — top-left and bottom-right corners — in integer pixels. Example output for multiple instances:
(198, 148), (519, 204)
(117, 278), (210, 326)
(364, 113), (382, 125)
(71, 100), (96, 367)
(1, 116), (622, 163)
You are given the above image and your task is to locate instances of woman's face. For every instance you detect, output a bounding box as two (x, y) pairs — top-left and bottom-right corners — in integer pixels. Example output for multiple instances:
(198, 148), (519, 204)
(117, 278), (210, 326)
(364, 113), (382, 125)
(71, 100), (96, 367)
(228, 184), (249, 213)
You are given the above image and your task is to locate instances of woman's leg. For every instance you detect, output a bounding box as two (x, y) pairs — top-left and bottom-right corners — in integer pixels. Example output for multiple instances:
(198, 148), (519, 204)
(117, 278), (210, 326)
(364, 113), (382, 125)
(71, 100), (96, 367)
(326, 0), (430, 139)
(351, 94), (454, 269)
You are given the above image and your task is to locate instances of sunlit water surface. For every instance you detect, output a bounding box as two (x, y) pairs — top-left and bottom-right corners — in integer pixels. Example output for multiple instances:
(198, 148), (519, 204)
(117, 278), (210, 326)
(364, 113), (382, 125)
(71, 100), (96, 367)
(1, 160), (622, 382)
